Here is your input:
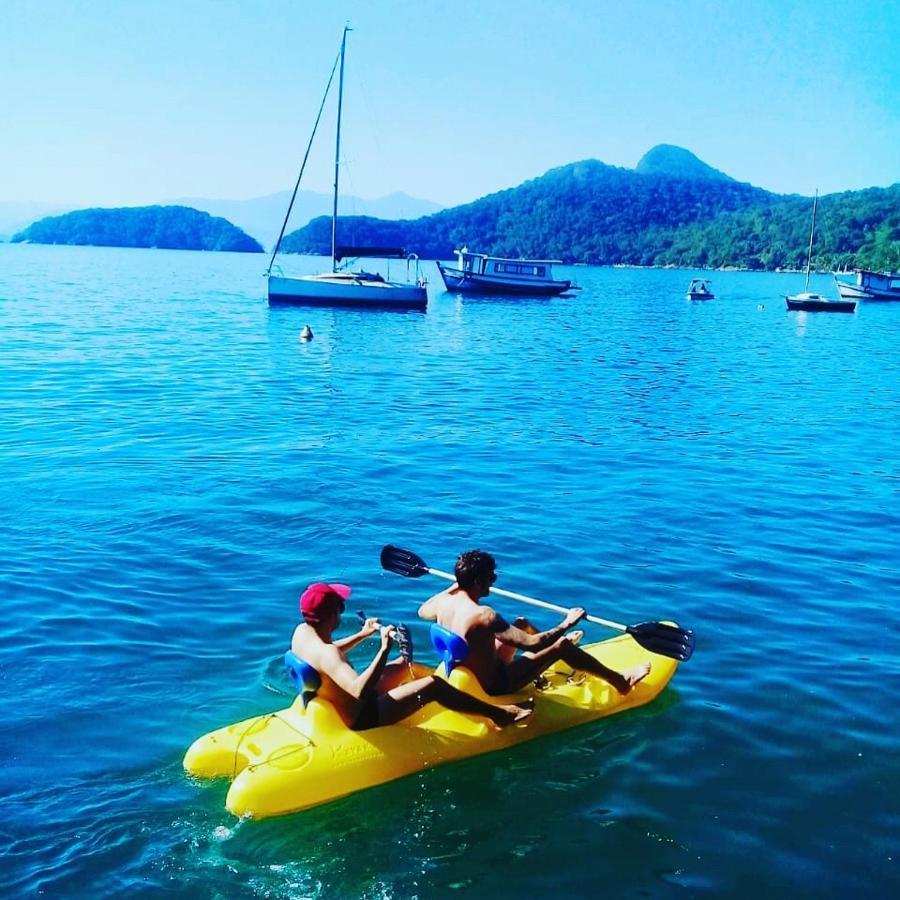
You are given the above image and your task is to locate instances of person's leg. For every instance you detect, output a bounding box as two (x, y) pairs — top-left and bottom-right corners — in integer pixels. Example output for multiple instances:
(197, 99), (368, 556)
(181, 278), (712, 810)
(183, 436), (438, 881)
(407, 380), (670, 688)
(496, 617), (536, 663)
(503, 637), (650, 694)
(376, 659), (413, 692)
(376, 676), (533, 727)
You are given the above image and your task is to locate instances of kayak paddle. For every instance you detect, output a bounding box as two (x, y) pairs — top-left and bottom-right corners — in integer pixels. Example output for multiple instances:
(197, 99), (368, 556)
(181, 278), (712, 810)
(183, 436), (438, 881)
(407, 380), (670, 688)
(380, 544), (695, 662)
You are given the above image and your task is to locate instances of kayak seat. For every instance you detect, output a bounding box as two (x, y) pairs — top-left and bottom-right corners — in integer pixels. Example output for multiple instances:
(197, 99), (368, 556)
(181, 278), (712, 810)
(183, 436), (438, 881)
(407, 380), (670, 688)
(284, 651), (322, 709)
(430, 624), (469, 675)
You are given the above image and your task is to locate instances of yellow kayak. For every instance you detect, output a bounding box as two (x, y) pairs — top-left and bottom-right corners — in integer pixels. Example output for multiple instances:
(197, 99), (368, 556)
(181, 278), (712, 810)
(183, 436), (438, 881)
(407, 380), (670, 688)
(184, 632), (679, 819)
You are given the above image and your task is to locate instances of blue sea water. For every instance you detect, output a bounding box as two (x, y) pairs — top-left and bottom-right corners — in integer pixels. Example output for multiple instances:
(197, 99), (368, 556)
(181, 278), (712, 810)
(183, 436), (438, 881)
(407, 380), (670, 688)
(1, 243), (898, 898)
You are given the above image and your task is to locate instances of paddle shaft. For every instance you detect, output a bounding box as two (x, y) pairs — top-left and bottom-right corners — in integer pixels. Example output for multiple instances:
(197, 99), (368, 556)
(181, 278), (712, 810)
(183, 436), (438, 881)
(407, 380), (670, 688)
(425, 566), (627, 634)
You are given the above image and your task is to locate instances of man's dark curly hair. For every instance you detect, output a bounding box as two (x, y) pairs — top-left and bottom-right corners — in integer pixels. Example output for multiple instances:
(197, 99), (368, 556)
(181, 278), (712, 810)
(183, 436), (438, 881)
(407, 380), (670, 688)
(454, 549), (496, 592)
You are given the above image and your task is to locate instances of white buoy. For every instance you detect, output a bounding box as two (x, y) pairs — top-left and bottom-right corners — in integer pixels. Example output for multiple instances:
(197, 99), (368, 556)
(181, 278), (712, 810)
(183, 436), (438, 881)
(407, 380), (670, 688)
(299, 325), (313, 341)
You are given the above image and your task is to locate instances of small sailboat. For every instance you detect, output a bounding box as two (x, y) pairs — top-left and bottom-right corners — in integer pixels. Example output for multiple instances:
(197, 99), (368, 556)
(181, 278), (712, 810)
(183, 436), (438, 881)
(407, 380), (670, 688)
(785, 191), (856, 313)
(686, 278), (714, 300)
(266, 27), (427, 310)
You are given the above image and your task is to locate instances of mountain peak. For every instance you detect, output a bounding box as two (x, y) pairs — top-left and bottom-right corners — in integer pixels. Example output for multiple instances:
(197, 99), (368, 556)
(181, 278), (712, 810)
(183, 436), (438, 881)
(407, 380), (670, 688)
(636, 145), (734, 182)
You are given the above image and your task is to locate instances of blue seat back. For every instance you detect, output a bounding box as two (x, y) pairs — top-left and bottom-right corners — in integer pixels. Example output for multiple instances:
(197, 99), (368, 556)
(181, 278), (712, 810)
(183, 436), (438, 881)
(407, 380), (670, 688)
(284, 651), (322, 709)
(429, 624), (469, 674)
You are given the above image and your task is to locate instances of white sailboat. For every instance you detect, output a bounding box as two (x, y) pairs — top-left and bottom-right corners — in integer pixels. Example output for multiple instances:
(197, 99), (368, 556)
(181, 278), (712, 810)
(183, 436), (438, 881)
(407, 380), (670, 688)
(785, 191), (856, 313)
(266, 27), (427, 310)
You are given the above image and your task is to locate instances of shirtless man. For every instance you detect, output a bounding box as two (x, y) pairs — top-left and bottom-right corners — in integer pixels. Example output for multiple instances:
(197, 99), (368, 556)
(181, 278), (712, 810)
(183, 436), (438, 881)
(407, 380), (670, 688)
(418, 550), (651, 696)
(291, 582), (533, 731)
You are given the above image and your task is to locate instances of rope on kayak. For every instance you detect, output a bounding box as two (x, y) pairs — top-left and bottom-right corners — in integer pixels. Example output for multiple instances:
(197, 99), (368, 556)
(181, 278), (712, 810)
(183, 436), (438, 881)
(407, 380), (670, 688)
(231, 714), (275, 781)
(244, 717), (317, 772)
(254, 743), (316, 769)
(229, 713), (316, 779)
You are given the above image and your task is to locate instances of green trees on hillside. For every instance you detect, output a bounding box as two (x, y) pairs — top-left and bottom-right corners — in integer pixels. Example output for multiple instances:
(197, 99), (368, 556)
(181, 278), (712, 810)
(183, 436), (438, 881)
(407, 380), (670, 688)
(12, 206), (264, 252)
(279, 160), (900, 271)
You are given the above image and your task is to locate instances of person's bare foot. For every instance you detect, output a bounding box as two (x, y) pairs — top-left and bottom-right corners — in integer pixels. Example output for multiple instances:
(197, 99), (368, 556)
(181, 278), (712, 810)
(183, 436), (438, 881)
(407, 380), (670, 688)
(611, 662), (651, 694)
(492, 698), (535, 727)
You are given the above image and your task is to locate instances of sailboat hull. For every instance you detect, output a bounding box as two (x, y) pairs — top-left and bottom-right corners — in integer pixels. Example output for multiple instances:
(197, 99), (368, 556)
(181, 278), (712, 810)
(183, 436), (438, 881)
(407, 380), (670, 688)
(785, 294), (856, 312)
(268, 274), (427, 310)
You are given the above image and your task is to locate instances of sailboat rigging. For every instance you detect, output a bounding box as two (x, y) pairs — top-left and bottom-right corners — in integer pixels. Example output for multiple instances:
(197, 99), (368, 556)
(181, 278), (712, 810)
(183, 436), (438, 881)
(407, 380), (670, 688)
(266, 26), (427, 310)
(785, 190), (856, 313)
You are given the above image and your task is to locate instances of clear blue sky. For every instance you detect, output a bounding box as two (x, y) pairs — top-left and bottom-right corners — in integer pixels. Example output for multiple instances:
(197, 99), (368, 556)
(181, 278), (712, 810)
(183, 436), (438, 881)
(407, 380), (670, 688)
(2, 0), (898, 207)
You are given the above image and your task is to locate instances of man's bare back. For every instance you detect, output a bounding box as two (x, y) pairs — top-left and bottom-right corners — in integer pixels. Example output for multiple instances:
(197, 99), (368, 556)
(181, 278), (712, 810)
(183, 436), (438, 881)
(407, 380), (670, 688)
(418, 586), (507, 689)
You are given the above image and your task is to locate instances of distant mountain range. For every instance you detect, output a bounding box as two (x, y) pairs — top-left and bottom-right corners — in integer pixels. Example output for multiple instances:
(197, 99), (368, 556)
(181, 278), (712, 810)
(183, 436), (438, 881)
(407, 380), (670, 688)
(0, 191), (443, 245)
(6, 146), (897, 270)
(282, 145), (900, 272)
(170, 191), (443, 251)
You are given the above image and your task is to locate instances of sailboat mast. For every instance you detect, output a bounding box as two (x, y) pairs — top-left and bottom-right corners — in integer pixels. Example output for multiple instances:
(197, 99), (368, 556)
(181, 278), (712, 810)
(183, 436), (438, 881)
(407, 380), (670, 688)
(804, 189), (818, 293)
(331, 25), (349, 273)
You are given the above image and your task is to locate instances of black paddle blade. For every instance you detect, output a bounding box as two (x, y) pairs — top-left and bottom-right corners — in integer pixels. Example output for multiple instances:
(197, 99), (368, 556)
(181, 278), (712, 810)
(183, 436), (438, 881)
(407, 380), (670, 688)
(381, 544), (429, 578)
(625, 621), (695, 661)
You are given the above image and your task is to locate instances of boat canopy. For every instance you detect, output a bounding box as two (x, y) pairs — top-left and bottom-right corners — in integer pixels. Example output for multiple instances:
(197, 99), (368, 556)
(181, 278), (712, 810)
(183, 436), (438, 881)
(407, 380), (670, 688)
(454, 248), (562, 265)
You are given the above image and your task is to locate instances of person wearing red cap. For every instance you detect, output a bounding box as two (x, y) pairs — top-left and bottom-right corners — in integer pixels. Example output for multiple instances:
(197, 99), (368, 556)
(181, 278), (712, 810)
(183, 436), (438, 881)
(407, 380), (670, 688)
(418, 550), (650, 696)
(291, 581), (534, 731)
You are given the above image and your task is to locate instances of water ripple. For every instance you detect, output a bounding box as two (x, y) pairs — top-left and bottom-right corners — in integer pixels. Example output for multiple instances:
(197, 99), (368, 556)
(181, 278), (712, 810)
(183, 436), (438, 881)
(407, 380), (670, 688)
(1, 246), (898, 896)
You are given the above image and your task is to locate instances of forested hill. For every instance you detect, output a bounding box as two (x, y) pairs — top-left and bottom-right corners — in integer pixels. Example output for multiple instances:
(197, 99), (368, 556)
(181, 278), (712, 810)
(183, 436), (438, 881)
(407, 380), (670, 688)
(12, 206), (264, 252)
(280, 146), (900, 271)
(635, 144), (735, 182)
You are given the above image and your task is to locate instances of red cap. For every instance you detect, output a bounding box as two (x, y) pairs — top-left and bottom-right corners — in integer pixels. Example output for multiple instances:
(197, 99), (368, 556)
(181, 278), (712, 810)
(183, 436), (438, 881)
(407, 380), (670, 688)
(300, 582), (351, 623)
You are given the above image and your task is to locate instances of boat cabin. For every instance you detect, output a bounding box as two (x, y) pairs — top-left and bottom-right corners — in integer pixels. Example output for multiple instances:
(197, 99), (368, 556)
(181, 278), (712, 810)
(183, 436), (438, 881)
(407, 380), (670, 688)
(454, 248), (562, 282)
(857, 269), (900, 294)
(834, 267), (900, 302)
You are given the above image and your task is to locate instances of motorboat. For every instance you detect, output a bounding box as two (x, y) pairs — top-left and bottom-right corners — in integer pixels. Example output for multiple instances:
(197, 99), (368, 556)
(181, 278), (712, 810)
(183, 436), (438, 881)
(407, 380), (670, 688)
(834, 268), (900, 302)
(686, 278), (714, 299)
(436, 247), (572, 295)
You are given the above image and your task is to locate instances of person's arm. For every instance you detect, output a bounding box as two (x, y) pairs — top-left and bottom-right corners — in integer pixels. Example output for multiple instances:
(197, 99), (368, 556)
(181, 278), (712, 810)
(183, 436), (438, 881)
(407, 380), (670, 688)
(334, 617), (380, 652)
(418, 588), (452, 621)
(490, 607), (585, 651)
(320, 629), (394, 699)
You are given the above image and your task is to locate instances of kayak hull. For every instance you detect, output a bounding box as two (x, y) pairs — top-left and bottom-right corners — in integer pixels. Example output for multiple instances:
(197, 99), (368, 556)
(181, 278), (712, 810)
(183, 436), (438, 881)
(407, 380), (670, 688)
(183, 632), (679, 819)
